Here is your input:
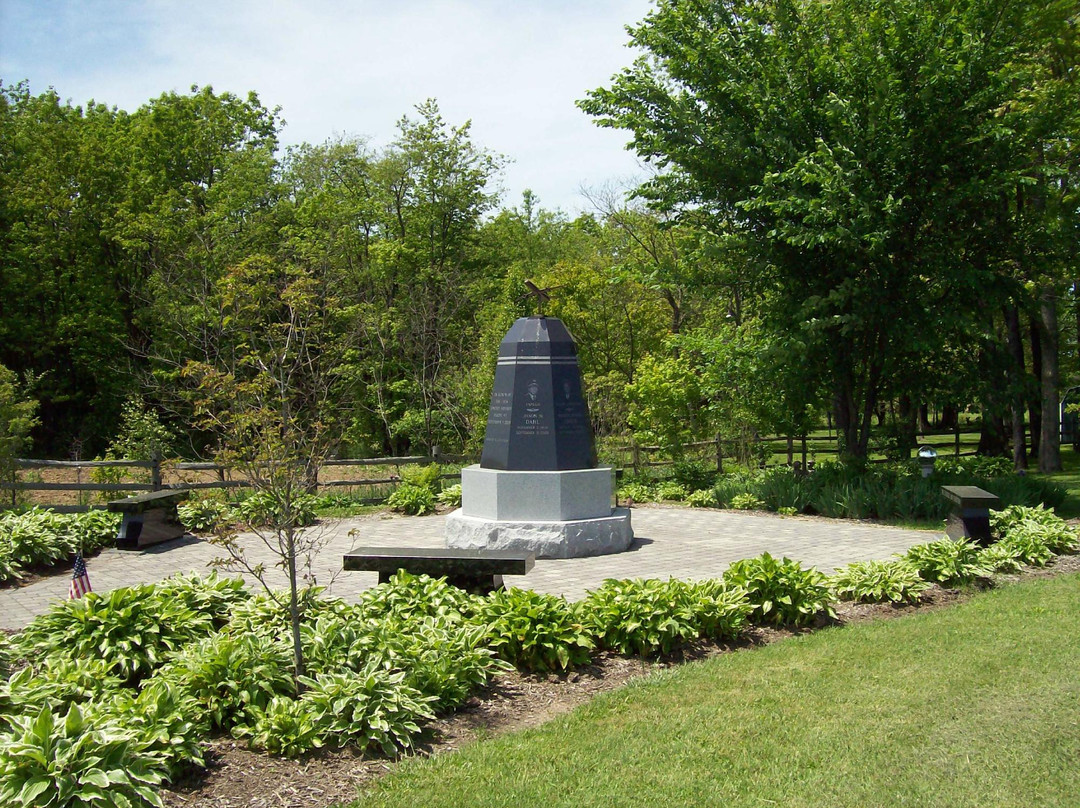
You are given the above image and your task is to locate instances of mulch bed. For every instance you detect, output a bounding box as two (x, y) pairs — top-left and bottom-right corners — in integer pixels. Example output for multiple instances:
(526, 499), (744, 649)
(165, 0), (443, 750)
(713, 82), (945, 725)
(161, 554), (1080, 808)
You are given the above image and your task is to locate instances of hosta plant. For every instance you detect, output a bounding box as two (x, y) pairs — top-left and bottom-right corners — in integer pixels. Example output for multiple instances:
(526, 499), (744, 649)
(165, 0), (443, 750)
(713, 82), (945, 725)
(723, 553), (835, 626)
(155, 572), (251, 629)
(685, 489), (718, 508)
(234, 490), (318, 528)
(177, 498), (229, 533)
(991, 505), (1079, 555)
(95, 680), (208, 776)
(0, 659), (124, 729)
(357, 571), (480, 623)
(655, 481), (688, 502)
(436, 484), (463, 508)
(977, 543), (1025, 574)
(386, 483), (436, 515)
(246, 696), (323, 757)
(583, 578), (751, 656)
(829, 559), (930, 604)
(299, 669), (436, 754)
(0, 705), (166, 808)
(904, 538), (987, 586)
(730, 493), (766, 511)
(475, 588), (594, 672)
(617, 482), (655, 504)
(985, 532), (1054, 568)
(155, 632), (294, 733)
(14, 583), (217, 682)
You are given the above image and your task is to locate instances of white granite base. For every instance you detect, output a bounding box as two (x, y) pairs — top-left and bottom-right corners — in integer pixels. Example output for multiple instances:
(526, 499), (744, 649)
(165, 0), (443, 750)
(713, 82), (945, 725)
(460, 465), (614, 521)
(445, 508), (633, 559)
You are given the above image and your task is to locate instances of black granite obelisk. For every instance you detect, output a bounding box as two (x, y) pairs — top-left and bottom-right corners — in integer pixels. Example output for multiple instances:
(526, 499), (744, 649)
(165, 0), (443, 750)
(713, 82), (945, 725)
(480, 316), (597, 471)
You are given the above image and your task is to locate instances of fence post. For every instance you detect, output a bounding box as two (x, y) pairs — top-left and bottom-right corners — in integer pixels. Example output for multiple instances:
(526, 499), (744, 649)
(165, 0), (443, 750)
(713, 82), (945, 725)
(9, 467), (15, 509)
(151, 452), (163, 491)
(955, 423), (961, 457)
(715, 433), (723, 473)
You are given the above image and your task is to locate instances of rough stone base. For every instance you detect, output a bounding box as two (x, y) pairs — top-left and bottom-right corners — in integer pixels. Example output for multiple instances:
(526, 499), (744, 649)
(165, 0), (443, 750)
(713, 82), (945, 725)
(445, 508), (633, 559)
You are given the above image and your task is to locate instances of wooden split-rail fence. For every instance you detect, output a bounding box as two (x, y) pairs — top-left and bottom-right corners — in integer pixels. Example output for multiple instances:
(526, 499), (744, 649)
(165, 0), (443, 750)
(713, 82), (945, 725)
(2, 454), (470, 513)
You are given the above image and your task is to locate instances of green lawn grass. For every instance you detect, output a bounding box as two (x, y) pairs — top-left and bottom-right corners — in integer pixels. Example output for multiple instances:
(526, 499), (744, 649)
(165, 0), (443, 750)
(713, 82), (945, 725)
(1043, 448), (1080, 518)
(353, 573), (1080, 808)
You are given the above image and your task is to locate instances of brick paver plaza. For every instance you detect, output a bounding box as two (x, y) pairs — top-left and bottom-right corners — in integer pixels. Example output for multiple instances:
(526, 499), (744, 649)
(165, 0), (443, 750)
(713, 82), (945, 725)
(0, 507), (936, 630)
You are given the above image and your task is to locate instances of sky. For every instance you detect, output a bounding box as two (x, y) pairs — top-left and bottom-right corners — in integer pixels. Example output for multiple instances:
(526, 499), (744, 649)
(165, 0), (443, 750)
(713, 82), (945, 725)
(0, 0), (655, 215)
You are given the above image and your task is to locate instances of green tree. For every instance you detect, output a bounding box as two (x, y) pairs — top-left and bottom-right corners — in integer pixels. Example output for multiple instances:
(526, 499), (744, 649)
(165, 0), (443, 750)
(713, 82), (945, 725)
(181, 255), (351, 688)
(582, 0), (1080, 461)
(0, 363), (39, 502)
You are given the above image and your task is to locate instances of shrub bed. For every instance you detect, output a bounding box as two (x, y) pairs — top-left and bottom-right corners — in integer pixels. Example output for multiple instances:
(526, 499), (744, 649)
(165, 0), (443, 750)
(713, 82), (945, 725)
(1, 504), (1076, 806)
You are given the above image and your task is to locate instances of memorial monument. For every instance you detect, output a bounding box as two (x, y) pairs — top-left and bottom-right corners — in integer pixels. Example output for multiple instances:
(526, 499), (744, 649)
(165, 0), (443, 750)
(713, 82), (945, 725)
(445, 296), (633, 558)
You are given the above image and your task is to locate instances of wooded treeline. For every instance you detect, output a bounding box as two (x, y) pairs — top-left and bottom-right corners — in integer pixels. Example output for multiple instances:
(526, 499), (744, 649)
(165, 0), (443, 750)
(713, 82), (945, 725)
(1, 0), (1077, 468)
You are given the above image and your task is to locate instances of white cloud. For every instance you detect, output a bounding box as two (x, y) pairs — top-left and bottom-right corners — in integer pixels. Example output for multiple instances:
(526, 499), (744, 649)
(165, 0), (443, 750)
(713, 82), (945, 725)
(1, 0), (653, 214)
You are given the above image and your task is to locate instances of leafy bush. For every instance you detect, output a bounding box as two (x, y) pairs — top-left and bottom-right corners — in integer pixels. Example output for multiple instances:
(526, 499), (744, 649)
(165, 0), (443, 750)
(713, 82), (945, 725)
(701, 461), (1065, 522)
(301, 608), (500, 712)
(14, 582), (218, 683)
(685, 488), (718, 508)
(234, 490), (318, 528)
(436, 484), (462, 508)
(152, 633), (294, 733)
(177, 498), (229, 532)
(904, 538), (987, 586)
(655, 481), (688, 501)
(387, 483), (436, 515)
(991, 504), (1079, 554)
(357, 572), (480, 623)
(583, 578), (751, 656)
(730, 492), (765, 511)
(987, 532), (1055, 568)
(722, 553), (835, 626)
(475, 588), (594, 672)
(617, 482), (655, 503)
(670, 460), (716, 492)
(977, 542), (1025, 574)
(400, 463), (442, 494)
(0, 508), (121, 582)
(829, 559), (930, 604)
(96, 679), (208, 776)
(298, 669), (436, 754)
(0, 659), (124, 731)
(0, 634), (12, 680)
(0, 705), (167, 808)
(247, 696), (322, 757)
(155, 572), (252, 629)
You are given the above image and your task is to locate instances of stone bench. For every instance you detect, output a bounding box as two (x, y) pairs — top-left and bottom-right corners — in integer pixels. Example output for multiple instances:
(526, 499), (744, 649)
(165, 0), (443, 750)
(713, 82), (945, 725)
(108, 489), (190, 550)
(941, 485), (1000, 546)
(343, 547), (535, 593)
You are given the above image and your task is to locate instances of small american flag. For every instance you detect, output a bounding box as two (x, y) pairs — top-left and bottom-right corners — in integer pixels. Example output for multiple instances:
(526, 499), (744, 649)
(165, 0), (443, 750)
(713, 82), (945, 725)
(69, 553), (92, 599)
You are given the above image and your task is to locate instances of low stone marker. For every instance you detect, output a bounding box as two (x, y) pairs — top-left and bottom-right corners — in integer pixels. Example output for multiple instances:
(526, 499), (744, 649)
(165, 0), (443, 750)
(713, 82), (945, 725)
(941, 485), (1000, 546)
(108, 489), (190, 550)
(343, 547), (534, 593)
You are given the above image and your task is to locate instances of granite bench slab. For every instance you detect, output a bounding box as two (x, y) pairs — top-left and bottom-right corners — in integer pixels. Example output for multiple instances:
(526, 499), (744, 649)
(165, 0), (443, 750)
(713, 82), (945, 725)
(343, 547), (535, 593)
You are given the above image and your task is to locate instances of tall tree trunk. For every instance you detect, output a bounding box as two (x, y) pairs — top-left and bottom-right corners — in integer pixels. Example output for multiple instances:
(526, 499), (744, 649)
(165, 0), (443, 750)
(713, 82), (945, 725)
(940, 404), (958, 431)
(918, 403), (933, 434)
(897, 395), (917, 459)
(1004, 305), (1028, 470)
(977, 409), (1008, 456)
(1029, 316), (1043, 459)
(1075, 280), (1080, 366)
(1038, 286), (1062, 472)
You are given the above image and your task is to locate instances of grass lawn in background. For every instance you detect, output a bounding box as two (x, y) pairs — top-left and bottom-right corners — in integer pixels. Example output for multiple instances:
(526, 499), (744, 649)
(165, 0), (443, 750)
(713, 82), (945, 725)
(354, 573), (1080, 808)
(1043, 449), (1080, 518)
